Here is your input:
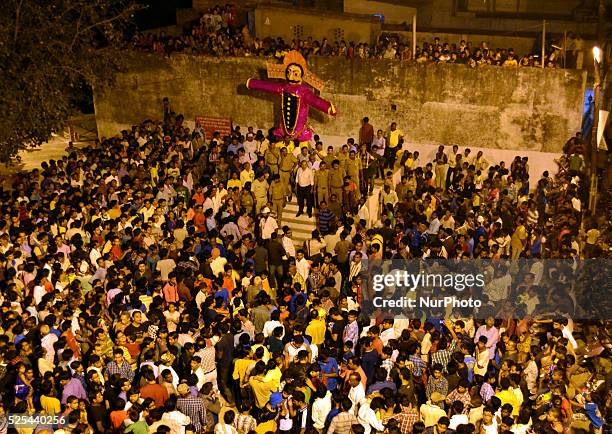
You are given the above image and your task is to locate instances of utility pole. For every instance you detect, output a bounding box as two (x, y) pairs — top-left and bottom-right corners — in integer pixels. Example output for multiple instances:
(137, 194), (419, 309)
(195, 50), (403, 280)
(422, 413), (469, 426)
(588, 0), (606, 213)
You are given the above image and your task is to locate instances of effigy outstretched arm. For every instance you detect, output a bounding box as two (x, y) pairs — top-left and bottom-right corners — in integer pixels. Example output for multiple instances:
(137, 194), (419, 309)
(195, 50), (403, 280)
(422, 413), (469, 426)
(305, 91), (338, 116)
(246, 79), (284, 95)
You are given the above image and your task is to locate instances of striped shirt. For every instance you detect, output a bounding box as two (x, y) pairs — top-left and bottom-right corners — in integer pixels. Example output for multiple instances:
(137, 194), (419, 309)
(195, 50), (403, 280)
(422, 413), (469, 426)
(328, 411), (358, 434)
(318, 209), (335, 234)
(234, 414), (257, 434)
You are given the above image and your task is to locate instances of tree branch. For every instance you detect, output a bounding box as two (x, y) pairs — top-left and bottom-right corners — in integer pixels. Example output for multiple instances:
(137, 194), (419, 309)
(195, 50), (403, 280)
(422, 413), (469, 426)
(72, 3), (142, 41)
(13, 0), (24, 44)
(69, 9), (84, 51)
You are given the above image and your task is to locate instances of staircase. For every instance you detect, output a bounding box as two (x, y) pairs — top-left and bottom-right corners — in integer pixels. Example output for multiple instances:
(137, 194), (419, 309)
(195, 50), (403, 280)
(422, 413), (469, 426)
(281, 199), (318, 248)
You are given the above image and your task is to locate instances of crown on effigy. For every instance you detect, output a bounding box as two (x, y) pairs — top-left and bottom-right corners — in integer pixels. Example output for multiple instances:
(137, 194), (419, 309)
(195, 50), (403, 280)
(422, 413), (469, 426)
(265, 50), (325, 91)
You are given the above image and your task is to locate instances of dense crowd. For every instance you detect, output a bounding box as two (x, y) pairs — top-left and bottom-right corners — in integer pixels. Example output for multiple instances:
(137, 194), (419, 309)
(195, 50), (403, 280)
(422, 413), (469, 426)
(130, 4), (571, 68)
(0, 104), (609, 434)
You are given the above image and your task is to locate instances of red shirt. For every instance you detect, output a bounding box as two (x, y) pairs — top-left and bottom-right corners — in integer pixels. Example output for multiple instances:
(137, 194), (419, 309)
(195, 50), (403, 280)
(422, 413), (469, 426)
(110, 410), (128, 429)
(140, 383), (169, 408)
(163, 282), (179, 303)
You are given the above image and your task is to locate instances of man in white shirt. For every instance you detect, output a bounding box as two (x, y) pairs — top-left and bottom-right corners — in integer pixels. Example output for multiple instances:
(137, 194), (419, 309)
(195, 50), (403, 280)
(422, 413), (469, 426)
(281, 227), (296, 259)
(554, 318), (578, 351)
(295, 160), (314, 218)
(190, 356), (206, 390)
(380, 184), (398, 208)
(357, 198), (370, 226)
(348, 373), (366, 414)
(312, 390), (332, 431)
(474, 337), (490, 376)
(295, 250), (311, 282)
(420, 392), (447, 427)
(379, 319), (397, 346)
(357, 397), (386, 434)
(260, 208), (278, 240)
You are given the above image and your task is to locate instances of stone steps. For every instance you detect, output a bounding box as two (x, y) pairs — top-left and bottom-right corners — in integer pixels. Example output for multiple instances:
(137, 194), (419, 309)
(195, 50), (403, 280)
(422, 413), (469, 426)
(281, 199), (318, 247)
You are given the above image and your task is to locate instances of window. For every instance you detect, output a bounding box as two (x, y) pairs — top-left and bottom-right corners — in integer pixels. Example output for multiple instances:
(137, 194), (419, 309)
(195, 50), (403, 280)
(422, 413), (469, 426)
(334, 27), (344, 42)
(293, 24), (304, 40)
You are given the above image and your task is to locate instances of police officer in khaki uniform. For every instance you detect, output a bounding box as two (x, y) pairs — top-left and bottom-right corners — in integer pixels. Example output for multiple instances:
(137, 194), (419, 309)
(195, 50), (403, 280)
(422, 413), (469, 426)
(328, 159), (345, 207)
(314, 161), (330, 208)
(337, 144), (350, 172)
(345, 150), (361, 201)
(279, 147), (297, 200)
(323, 146), (336, 168)
(265, 146), (280, 176)
(252, 172), (269, 215)
(268, 174), (285, 225)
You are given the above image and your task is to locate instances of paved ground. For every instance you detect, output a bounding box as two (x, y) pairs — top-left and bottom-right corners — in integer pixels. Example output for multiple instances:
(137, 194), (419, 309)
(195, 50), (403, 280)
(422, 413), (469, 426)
(0, 114), (97, 177)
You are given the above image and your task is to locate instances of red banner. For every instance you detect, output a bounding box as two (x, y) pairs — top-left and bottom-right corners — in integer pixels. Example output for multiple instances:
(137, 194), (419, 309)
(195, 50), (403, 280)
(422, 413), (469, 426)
(195, 116), (233, 139)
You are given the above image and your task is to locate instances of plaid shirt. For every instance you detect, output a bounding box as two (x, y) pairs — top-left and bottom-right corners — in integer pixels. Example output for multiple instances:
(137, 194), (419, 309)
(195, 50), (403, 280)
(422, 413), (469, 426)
(430, 340), (457, 373)
(106, 360), (134, 382)
(328, 411), (358, 434)
(195, 346), (216, 373)
(234, 413), (257, 434)
(446, 388), (471, 414)
(385, 408), (421, 434)
(408, 355), (427, 377)
(426, 376), (448, 399)
(480, 383), (494, 402)
(177, 396), (207, 433)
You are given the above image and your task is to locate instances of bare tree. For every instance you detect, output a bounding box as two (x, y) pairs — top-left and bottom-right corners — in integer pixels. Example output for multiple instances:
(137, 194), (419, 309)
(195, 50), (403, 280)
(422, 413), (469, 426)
(0, 0), (140, 162)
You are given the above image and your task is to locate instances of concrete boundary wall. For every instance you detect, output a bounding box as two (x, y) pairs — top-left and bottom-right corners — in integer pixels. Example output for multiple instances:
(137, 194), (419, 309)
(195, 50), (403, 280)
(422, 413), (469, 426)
(94, 54), (586, 153)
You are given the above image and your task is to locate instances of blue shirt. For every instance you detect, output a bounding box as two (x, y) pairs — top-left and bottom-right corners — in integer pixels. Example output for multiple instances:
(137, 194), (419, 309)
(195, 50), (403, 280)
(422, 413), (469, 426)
(584, 403), (603, 429)
(319, 358), (339, 391)
(464, 355), (476, 382)
(367, 381), (397, 394)
(214, 287), (229, 308)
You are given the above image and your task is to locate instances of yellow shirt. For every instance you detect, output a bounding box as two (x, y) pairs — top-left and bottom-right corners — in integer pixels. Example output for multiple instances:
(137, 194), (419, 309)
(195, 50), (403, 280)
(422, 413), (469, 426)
(276, 141), (295, 154)
(228, 179), (242, 190)
(263, 367), (282, 388)
(40, 395), (61, 415)
(472, 193), (481, 207)
(249, 376), (278, 408)
(306, 319), (326, 345)
(495, 389), (522, 416)
(255, 420), (277, 434)
(252, 344), (270, 363)
(233, 358), (253, 384)
(388, 130), (403, 148)
(240, 170), (255, 187)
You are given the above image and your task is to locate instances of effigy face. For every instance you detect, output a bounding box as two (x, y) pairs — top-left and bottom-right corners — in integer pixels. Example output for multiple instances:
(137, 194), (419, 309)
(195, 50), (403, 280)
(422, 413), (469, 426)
(286, 64), (304, 84)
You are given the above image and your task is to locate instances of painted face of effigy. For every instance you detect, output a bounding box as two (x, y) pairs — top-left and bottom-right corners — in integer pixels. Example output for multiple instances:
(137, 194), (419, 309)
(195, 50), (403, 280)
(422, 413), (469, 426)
(286, 64), (303, 83)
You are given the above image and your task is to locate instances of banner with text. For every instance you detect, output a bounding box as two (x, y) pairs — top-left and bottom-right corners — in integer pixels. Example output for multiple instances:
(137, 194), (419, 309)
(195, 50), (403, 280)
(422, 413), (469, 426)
(195, 116), (232, 139)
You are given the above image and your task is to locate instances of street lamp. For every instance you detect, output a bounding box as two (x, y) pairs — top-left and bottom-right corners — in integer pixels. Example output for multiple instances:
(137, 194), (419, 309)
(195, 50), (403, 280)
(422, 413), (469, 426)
(593, 46), (602, 63)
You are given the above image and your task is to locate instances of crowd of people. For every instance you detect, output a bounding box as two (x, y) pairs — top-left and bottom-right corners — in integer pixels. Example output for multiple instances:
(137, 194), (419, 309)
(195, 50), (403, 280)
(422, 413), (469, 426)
(129, 4), (572, 68)
(0, 102), (609, 434)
